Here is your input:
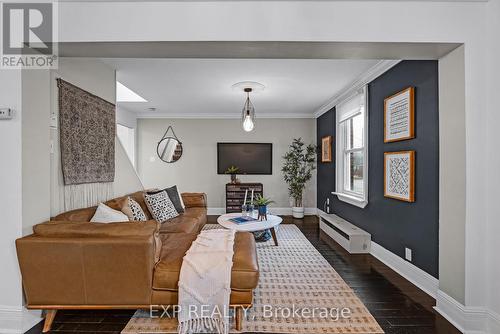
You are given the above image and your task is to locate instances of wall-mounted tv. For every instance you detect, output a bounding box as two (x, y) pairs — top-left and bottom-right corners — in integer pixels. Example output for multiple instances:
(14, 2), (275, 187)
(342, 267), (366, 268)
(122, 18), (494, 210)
(217, 143), (273, 175)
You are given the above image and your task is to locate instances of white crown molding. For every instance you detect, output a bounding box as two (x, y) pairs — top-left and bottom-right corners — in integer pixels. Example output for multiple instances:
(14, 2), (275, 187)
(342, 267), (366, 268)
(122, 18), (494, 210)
(137, 112), (315, 119)
(0, 306), (42, 334)
(370, 241), (439, 298)
(313, 59), (401, 118)
(435, 290), (500, 334)
(207, 207), (317, 216)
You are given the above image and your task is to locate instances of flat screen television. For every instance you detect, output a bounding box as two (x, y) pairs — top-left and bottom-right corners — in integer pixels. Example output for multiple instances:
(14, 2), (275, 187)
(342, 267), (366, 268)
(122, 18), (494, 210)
(217, 143), (273, 175)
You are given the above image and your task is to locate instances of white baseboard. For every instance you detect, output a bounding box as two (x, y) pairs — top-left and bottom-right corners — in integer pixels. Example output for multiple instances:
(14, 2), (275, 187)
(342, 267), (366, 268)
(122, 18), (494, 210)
(316, 209), (439, 299)
(370, 242), (439, 298)
(0, 306), (42, 334)
(435, 290), (500, 334)
(207, 207), (318, 216)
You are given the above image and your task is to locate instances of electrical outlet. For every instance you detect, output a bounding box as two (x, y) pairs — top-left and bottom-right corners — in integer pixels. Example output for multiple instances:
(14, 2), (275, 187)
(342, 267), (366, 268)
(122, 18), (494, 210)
(405, 247), (412, 262)
(0, 108), (13, 120)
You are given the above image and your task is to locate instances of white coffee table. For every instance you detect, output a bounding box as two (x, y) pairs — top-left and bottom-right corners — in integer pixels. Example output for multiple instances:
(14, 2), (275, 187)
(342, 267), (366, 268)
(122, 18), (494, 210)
(217, 213), (283, 246)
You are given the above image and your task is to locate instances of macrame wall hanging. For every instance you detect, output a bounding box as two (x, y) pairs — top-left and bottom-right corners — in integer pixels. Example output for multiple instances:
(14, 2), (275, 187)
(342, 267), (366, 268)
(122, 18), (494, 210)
(57, 78), (116, 210)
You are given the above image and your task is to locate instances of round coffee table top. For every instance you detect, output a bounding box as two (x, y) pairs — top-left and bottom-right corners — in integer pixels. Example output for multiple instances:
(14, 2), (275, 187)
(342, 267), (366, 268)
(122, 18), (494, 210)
(217, 213), (283, 232)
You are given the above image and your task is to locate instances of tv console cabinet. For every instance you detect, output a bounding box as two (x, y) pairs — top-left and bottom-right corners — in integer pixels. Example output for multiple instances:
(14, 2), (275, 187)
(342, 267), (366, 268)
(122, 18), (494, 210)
(225, 183), (263, 213)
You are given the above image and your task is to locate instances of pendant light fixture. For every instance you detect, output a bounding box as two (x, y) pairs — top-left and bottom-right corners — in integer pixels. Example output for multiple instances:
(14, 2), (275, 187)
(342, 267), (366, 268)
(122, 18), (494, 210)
(241, 87), (255, 132)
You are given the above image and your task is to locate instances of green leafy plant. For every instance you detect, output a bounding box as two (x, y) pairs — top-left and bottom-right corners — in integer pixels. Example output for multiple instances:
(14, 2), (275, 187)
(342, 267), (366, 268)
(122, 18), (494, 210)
(252, 194), (275, 207)
(224, 165), (239, 175)
(281, 138), (316, 207)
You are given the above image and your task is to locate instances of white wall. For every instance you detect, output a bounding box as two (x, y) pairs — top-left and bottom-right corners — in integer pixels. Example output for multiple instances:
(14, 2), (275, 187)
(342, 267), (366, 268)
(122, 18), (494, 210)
(50, 58), (143, 215)
(485, 0), (500, 330)
(115, 138), (143, 197)
(438, 46), (466, 305)
(0, 70), (42, 332)
(117, 107), (137, 129)
(137, 118), (316, 212)
(22, 70), (51, 236)
(117, 107), (138, 167)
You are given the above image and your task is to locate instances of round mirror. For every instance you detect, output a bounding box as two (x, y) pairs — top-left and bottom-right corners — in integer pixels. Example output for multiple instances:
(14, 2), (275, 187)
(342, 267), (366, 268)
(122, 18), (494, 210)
(157, 137), (183, 163)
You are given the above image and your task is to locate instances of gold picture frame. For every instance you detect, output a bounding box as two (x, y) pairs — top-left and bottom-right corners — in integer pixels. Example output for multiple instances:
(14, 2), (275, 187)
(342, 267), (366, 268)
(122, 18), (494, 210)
(384, 150), (415, 202)
(321, 136), (332, 163)
(384, 87), (415, 143)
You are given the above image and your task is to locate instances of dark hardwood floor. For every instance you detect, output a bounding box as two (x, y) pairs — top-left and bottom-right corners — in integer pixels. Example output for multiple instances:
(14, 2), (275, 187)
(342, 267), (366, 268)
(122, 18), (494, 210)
(26, 216), (460, 334)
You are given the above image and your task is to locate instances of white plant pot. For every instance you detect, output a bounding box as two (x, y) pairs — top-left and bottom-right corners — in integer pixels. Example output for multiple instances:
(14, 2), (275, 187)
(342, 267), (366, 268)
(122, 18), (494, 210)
(292, 206), (305, 219)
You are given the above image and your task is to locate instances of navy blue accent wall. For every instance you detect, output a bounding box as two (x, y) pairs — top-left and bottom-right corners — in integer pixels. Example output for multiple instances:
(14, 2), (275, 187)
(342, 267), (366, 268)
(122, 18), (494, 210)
(316, 60), (439, 278)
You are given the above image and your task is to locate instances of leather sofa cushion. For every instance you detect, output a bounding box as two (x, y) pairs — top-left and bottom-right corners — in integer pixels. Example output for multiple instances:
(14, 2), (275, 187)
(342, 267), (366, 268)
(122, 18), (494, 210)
(159, 207), (207, 234)
(153, 231), (259, 291)
(53, 207), (97, 222)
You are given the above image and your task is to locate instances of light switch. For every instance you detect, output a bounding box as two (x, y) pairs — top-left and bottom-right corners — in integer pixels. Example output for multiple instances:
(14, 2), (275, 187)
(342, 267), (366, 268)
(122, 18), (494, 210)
(0, 108), (13, 120)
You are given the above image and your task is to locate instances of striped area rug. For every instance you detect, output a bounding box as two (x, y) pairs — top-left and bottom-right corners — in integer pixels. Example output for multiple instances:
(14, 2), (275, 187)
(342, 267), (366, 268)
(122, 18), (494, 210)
(122, 224), (383, 333)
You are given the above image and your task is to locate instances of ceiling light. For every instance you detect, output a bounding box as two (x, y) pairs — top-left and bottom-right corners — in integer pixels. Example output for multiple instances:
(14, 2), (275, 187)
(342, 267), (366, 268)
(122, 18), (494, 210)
(116, 82), (147, 102)
(241, 88), (255, 132)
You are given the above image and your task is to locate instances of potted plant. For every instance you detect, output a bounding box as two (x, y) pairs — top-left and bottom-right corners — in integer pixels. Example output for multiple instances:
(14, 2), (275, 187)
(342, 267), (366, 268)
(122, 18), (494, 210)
(281, 138), (316, 218)
(225, 165), (240, 184)
(252, 194), (275, 220)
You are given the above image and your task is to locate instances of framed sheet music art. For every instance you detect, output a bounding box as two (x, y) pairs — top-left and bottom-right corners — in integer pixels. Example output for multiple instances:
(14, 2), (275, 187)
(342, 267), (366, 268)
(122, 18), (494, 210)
(384, 87), (415, 143)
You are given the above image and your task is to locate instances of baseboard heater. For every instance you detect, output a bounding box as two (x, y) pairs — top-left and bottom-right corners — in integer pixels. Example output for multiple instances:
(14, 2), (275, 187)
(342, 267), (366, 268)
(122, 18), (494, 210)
(319, 212), (371, 254)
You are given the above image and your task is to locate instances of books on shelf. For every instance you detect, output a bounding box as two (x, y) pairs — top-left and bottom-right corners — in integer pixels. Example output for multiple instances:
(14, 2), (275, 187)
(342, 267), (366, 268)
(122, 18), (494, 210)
(228, 216), (258, 225)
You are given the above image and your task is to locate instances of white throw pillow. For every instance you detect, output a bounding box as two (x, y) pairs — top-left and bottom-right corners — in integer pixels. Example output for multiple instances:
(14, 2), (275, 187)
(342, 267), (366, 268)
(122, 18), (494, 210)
(91, 203), (130, 223)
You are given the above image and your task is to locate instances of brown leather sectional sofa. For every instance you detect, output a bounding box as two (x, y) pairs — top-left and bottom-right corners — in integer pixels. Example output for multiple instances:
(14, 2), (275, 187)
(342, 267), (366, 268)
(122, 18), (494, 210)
(16, 191), (259, 332)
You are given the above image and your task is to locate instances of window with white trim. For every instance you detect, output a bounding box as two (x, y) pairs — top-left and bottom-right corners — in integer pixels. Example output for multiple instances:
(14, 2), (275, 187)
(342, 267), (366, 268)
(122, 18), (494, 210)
(335, 86), (368, 208)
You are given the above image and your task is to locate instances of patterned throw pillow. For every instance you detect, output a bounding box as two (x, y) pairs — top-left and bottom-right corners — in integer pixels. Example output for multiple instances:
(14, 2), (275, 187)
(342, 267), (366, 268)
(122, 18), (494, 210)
(147, 186), (185, 213)
(144, 190), (179, 223)
(122, 197), (147, 221)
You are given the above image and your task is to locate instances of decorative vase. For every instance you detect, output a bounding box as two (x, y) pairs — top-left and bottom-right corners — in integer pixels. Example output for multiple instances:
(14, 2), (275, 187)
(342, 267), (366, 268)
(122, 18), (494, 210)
(230, 174), (237, 184)
(292, 206), (304, 219)
(258, 205), (267, 220)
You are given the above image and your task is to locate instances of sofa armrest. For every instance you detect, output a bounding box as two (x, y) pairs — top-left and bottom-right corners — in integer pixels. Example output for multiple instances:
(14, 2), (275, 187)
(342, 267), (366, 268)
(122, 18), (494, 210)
(17, 222), (161, 307)
(181, 192), (207, 208)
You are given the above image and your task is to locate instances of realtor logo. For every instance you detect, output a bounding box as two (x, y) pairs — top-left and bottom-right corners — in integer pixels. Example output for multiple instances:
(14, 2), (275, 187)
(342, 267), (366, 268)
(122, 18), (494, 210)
(1, 2), (58, 69)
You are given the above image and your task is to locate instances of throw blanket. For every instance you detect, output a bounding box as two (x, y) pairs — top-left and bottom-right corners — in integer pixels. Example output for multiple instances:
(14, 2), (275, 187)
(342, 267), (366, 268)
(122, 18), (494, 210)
(178, 229), (236, 334)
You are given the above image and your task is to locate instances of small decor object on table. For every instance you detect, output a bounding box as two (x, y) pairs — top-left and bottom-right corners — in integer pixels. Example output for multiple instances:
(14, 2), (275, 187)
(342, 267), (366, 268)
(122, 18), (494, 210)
(252, 194), (275, 221)
(384, 87), (415, 143)
(281, 138), (317, 218)
(217, 213), (282, 246)
(240, 189), (255, 216)
(321, 135), (333, 163)
(384, 150), (415, 202)
(225, 165), (240, 184)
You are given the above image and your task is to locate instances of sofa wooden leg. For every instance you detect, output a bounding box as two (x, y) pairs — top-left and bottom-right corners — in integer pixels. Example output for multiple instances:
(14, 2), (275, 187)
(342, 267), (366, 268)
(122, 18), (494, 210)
(42, 310), (57, 333)
(235, 307), (243, 331)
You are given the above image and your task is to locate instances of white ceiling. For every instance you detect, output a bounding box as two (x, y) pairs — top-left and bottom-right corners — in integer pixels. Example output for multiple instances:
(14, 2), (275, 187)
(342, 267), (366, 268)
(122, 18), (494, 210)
(102, 58), (380, 118)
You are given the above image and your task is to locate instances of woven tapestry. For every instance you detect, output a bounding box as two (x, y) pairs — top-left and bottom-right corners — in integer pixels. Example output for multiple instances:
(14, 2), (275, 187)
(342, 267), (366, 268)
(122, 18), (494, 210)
(58, 78), (115, 185)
